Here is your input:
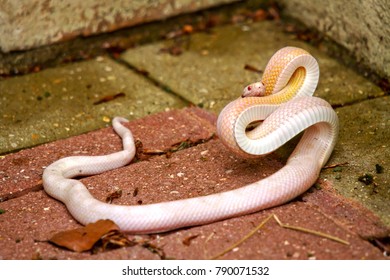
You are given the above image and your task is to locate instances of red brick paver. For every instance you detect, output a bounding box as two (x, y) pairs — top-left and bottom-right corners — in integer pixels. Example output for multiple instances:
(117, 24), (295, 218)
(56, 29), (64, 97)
(0, 107), (388, 260)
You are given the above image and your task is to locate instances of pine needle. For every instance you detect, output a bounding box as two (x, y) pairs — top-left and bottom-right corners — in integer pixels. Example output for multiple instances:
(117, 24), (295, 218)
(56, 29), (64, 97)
(210, 214), (273, 260)
(273, 215), (350, 245)
(211, 214), (349, 259)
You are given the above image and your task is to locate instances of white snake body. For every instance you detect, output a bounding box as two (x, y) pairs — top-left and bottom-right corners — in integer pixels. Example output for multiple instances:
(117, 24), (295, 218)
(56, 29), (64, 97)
(43, 47), (339, 234)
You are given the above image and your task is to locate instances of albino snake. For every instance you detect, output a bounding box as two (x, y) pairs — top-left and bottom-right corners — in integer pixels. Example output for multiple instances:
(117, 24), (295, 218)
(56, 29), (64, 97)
(43, 46), (339, 234)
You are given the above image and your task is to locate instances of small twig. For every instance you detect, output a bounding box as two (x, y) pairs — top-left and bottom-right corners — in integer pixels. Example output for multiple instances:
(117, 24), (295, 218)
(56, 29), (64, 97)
(273, 215), (349, 245)
(93, 92), (125, 105)
(205, 232), (215, 243)
(322, 162), (349, 169)
(210, 214), (273, 260)
(211, 214), (349, 259)
(244, 64), (263, 74)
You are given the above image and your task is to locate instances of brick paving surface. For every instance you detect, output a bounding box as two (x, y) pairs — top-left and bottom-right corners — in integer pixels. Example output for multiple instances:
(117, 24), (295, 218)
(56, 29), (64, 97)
(0, 108), (388, 259)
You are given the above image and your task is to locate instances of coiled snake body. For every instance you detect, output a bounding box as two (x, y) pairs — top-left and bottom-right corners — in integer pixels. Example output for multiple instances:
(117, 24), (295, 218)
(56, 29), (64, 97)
(43, 47), (339, 233)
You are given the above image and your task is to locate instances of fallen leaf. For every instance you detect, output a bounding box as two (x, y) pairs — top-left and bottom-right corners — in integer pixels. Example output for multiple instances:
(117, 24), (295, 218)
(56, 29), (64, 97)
(182, 234), (199, 246)
(142, 241), (167, 259)
(252, 9), (268, 21)
(267, 4), (281, 20)
(106, 189), (123, 203)
(31, 133), (40, 140)
(93, 92), (126, 105)
(159, 45), (183, 56)
(102, 116), (111, 123)
(31, 251), (43, 260)
(134, 139), (145, 161)
(49, 220), (121, 252)
(164, 24), (195, 39)
(142, 149), (165, 155)
(93, 230), (136, 253)
(182, 24), (194, 34)
(375, 164), (384, 174)
(358, 174), (374, 185)
(135, 68), (150, 76)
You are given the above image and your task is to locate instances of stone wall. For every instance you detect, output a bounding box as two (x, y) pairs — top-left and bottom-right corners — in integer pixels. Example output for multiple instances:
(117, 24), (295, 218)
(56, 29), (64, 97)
(278, 0), (390, 79)
(0, 0), (239, 52)
(1, 0), (388, 79)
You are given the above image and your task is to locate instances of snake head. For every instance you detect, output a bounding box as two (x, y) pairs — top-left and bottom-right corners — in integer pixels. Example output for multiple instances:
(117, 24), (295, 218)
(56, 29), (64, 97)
(242, 82), (266, 98)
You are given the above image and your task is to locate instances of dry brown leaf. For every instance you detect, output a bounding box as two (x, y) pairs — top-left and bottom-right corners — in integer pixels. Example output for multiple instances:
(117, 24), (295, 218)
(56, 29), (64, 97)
(182, 234), (199, 246)
(106, 189), (123, 203)
(141, 241), (167, 259)
(49, 219), (120, 252)
(93, 92), (125, 105)
(94, 230), (136, 253)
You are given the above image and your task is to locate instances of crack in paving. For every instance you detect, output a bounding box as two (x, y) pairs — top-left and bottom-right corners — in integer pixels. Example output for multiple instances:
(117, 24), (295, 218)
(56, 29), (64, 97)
(331, 94), (388, 109)
(112, 56), (193, 108)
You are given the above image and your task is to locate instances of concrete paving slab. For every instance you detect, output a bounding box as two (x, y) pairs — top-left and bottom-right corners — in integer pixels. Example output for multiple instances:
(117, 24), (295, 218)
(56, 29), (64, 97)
(120, 20), (385, 113)
(321, 96), (390, 227)
(0, 0), (239, 52)
(0, 56), (187, 154)
(0, 107), (388, 260)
